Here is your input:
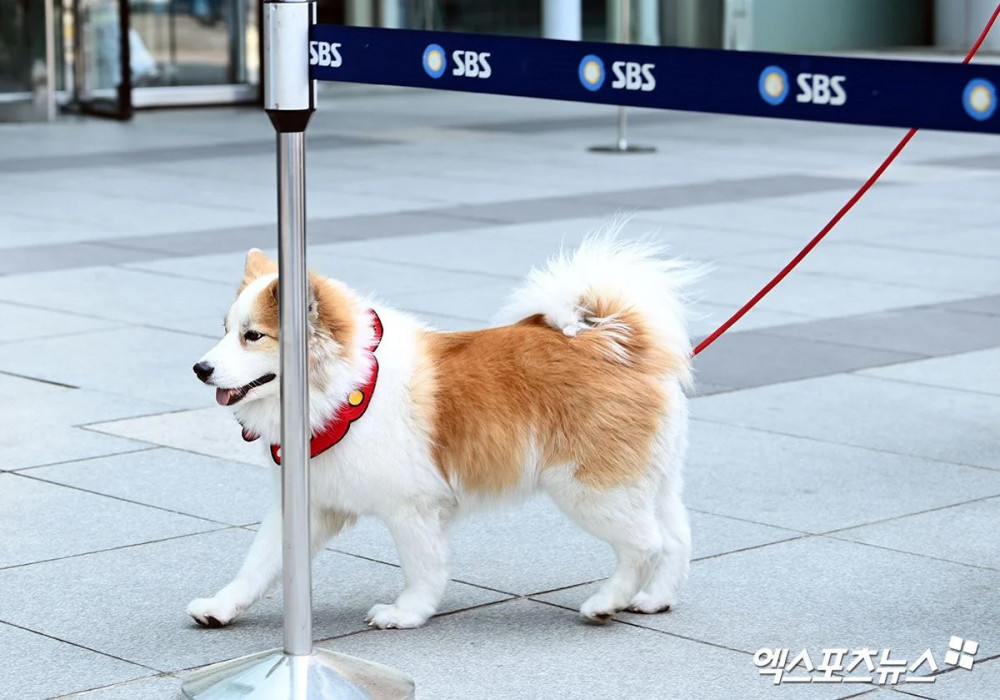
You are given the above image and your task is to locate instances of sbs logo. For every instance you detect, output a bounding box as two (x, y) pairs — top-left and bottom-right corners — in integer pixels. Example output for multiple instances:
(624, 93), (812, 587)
(963, 78), (996, 121)
(611, 61), (655, 92)
(759, 66), (789, 105)
(758, 66), (846, 107)
(578, 55), (605, 91)
(309, 41), (342, 68)
(422, 44), (447, 78)
(578, 55), (655, 92)
(451, 50), (492, 79)
(796, 73), (847, 106)
(423, 44), (492, 80)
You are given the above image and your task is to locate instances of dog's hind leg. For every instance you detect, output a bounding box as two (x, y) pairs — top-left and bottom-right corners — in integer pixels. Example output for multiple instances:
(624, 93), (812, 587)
(627, 477), (690, 614)
(546, 476), (663, 622)
(186, 504), (353, 627)
(365, 505), (450, 629)
(629, 400), (691, 614)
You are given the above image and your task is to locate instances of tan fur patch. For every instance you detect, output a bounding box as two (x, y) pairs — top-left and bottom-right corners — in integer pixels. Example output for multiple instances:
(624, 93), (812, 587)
(241, 263), (357, 371)
(240, 249), (278, 293)
(309, 273), (358, 352)
(249, 278), (280, 341)
(415, 315), (681, 493)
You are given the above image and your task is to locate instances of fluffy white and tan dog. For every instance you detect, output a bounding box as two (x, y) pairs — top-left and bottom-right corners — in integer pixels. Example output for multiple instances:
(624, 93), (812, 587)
(187, 233), (695, 629)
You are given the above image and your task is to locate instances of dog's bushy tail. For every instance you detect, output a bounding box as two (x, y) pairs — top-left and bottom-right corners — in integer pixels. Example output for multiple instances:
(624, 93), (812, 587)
(500, 221), (699, 386)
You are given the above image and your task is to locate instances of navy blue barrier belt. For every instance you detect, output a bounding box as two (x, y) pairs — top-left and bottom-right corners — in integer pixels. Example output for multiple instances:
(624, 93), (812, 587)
(309, 25), (1000, 134)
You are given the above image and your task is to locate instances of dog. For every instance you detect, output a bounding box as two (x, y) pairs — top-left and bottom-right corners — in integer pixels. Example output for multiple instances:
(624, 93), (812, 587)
(186, 232), (695, 629)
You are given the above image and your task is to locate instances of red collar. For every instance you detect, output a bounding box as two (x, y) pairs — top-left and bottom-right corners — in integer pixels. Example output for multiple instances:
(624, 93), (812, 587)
(241, 309), (383, 465)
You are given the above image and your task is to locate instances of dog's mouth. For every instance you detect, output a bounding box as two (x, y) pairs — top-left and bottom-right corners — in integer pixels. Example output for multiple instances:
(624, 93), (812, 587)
(215, 374), (276, 406)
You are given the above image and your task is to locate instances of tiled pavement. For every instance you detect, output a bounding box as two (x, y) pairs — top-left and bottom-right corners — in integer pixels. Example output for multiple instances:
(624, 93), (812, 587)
(1, 87), (999, 699)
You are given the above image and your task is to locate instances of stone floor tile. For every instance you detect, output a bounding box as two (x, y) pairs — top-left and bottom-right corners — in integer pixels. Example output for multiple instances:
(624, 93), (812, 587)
(833, 496), (1000, 571)
(53, 675), (182, 700)
(0, 529), (508, 673)
(0, 473), (220, 569)
(685, 421), (1000, 533)
(859, 347), (1000, 396)
(0, 622), (149, 700)
(325, 599), (850, 700)
(692, 330), (919, 395)
(0, 327), (219, 409)
(0, 267), (234, 326)
(760, 306), (1000, 357)
(535, 537), (1000, 665)
(691, 374), (1000, 470)
(335, 499), (801, 596)
(27, 448), (273, 527)
(921, 657), (1000, 700)
(86, 407), (269, 467)
(0, 301), (124, 345)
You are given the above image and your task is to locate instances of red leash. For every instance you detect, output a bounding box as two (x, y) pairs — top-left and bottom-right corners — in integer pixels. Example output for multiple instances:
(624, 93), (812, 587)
(692, 3), (1000, 357)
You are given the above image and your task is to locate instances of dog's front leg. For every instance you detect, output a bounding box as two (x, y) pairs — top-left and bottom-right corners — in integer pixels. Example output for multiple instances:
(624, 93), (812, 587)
(187, 504), (284, 627)
(187, 504), (354, 627)
(365, 506), (450, 629)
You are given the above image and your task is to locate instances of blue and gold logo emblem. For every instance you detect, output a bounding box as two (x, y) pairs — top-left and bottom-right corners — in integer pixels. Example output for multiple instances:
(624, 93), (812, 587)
(963, 78), (996, 121)
(759, 66), (789, 106)
(423, 44), (446, 79)
(578, 54), (605, 91)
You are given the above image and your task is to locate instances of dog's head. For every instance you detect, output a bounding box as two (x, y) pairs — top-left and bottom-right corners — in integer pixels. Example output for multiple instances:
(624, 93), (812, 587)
(193, 249), (361, 412)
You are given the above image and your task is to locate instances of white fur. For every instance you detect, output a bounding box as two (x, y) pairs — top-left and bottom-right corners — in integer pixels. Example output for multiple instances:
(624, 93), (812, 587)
(186, 230), (694, 629)
(499, 221), (700, 384)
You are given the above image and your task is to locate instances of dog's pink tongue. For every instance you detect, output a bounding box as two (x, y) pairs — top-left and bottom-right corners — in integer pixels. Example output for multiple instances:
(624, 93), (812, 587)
(216, 388), (238, 406)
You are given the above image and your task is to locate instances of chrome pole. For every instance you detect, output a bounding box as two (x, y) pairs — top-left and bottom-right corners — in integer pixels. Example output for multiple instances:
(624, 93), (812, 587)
(44, 0), (56, 121)
(181, 2), (414, 696)
(265, 0), (317, 661)
(590, 0), (655, 154)
(277, 126), (312, 657)
(616, 106), (628, 150)
(616, 0), (630, 150)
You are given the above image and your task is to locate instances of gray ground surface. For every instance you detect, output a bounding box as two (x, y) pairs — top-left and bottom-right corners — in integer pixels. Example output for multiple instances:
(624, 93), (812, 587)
(1, 86), (998, 699)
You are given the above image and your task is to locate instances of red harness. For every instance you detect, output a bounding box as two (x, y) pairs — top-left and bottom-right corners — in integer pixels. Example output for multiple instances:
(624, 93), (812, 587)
(241, 310), (383, 465)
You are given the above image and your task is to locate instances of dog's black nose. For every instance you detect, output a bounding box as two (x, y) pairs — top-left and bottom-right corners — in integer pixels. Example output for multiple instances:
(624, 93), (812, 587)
(193, 361), (214, 382)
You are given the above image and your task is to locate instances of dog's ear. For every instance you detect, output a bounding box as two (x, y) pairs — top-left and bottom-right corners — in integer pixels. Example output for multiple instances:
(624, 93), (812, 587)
(239, 249), (278, 292)
(307, 272), (355, 347)
(307, 273), (322, 325)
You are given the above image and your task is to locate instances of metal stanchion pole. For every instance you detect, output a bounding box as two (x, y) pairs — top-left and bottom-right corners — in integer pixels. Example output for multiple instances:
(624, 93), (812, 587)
(180, 1), (415, 697)
(43, 0), (56, 121)
(615, 0), (629, 150)
(616, 106), (628, 151)
(277, 124), (312, 662)
(590, 0), (655, 154)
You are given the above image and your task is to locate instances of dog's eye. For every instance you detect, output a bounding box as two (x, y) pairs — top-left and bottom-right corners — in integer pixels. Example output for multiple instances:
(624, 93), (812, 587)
(244, 330), (264, 342)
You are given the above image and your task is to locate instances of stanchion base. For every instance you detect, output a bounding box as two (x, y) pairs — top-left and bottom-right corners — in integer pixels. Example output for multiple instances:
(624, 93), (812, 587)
(589, 143), (657, 154)
(180, 647), (415, 699)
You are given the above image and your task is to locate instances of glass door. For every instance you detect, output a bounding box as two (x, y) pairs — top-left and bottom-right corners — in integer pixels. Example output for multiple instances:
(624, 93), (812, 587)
(0, 0), (58, 121)
(69, 0), (133, 119)
(126, 0), (259, 106)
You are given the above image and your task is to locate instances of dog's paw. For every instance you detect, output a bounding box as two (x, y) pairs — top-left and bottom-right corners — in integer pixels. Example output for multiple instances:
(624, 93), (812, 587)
(187, 597), (241, 628)
(580, 593), (621, 623)
(626, 591), (673, 615)
(364, 603), (429, 629)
